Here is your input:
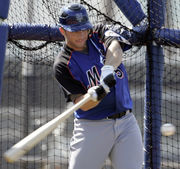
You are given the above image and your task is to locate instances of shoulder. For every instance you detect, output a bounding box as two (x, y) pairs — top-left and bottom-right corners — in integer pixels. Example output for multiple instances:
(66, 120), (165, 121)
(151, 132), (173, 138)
(88, 24), (108, 39)
(92, 23), (107, 32)
(90, 24), (132, 51)
(53, 44), (74, 70)
(53, 45), (74, 79)
(54, 44), (73, 66)
(89, 24), (120, 43)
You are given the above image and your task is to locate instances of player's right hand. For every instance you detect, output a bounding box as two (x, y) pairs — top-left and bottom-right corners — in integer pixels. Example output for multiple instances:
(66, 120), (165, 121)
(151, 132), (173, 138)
(100, 65), (116, 93)
(87, 86), (99, 101)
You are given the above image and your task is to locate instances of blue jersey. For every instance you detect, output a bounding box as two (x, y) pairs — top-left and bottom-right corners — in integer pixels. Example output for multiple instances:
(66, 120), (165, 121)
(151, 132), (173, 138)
(53, 24), (133, 120)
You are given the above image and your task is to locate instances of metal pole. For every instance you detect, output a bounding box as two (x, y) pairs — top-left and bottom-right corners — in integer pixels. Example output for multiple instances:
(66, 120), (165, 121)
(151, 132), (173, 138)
(144, 0), (165, 168)
(0, 0), (10, 102)
(21, 0), (34, 168)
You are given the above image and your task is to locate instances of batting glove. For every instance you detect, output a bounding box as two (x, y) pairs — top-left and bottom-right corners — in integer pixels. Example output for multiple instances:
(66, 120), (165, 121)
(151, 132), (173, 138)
(87, 86), (99, 101)
(100, 65), (116, 93)
(88, 85), (107, 101)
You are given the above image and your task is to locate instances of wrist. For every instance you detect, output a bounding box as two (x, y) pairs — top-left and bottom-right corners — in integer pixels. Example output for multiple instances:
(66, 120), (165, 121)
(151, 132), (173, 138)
(100, 65), (114, 82)
(101, 65), (114, 72)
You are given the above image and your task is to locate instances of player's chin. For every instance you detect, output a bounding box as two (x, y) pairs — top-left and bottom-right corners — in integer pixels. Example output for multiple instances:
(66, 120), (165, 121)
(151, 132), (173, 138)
(76, 40), (86, 46)
(75, 42), (86, 50)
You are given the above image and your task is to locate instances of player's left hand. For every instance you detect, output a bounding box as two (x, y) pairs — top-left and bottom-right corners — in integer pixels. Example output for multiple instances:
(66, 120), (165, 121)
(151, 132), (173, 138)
(100, 65), (116, 93)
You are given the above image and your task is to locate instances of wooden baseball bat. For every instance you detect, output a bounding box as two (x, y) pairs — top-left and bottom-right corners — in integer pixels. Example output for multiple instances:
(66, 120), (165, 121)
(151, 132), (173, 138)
(4, 93), (92, 163)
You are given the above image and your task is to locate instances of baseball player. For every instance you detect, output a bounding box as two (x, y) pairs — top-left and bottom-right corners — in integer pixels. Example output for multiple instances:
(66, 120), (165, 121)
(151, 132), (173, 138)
(53, 3), (143, 169)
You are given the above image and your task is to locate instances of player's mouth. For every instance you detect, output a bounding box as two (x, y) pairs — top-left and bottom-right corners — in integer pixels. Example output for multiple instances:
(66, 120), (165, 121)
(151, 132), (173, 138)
(76, 39), (84, 43)
(76, 39), (86, 45)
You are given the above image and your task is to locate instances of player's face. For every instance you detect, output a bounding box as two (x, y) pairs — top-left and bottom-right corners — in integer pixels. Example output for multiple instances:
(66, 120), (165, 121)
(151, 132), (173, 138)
(60, 28), (89, 51)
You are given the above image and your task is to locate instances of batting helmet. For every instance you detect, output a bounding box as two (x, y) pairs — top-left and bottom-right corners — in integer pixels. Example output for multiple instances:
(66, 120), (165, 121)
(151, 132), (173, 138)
(59, 3), (93, 32)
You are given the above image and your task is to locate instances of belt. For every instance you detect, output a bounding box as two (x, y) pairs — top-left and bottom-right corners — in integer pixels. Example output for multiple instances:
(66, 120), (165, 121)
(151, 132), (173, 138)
(107, 109), (132, 119)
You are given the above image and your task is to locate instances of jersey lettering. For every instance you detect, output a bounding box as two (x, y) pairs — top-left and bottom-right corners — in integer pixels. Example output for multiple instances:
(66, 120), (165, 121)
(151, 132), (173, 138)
(86, 66), (100, 88)
(115, 68), (124, 79)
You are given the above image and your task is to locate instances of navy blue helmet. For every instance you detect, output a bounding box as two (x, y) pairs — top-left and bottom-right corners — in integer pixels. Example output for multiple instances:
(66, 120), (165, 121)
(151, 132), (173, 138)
(59, 3), (93, 32)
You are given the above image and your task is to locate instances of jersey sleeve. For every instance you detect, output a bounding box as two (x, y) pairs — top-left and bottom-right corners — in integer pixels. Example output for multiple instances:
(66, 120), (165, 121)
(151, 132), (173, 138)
(91, 24), (132, 51)
(53, 54), (87, 102)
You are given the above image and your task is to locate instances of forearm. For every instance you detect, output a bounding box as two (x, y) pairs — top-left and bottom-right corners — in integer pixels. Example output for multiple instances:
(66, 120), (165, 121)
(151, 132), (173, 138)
(105, 40), (123, 69)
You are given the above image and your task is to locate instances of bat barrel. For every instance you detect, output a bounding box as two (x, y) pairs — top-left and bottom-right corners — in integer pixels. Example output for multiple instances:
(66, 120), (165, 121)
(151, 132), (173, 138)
(4, 93), (91, 163)
(4, 147), (26, 163)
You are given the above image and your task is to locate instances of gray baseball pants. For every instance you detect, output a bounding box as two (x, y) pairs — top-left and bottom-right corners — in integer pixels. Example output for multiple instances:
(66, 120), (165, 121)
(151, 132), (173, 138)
(68, 113), (143, 169)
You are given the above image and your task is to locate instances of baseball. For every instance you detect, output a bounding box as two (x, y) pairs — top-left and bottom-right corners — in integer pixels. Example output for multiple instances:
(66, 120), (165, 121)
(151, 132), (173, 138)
(161, 123), (176, 136)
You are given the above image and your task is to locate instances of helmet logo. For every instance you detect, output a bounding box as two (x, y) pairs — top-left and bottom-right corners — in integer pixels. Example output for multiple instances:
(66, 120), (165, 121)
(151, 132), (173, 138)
(76, 13), (84, 23)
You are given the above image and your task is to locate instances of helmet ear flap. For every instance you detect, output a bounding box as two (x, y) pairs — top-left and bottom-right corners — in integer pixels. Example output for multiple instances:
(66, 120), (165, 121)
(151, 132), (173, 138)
(61, 12), (68, 18)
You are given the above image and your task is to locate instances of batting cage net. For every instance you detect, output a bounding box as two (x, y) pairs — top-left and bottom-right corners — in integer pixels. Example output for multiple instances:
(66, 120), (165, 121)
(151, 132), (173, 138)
(0, 0), (180, 169)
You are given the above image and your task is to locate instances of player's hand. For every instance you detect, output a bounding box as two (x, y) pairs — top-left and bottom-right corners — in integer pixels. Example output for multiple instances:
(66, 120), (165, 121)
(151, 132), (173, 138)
(100, 65), (116, 93)
(88, 85), (107, 101)
(87, 86), (99, 101)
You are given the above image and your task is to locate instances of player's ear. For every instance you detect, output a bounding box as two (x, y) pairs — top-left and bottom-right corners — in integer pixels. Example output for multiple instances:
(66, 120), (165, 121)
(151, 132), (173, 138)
(59, 27), (65, 36)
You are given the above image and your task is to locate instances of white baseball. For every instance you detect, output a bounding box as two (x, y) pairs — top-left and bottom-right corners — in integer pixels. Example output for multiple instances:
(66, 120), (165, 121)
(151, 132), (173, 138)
(161, 123), (176, 136)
